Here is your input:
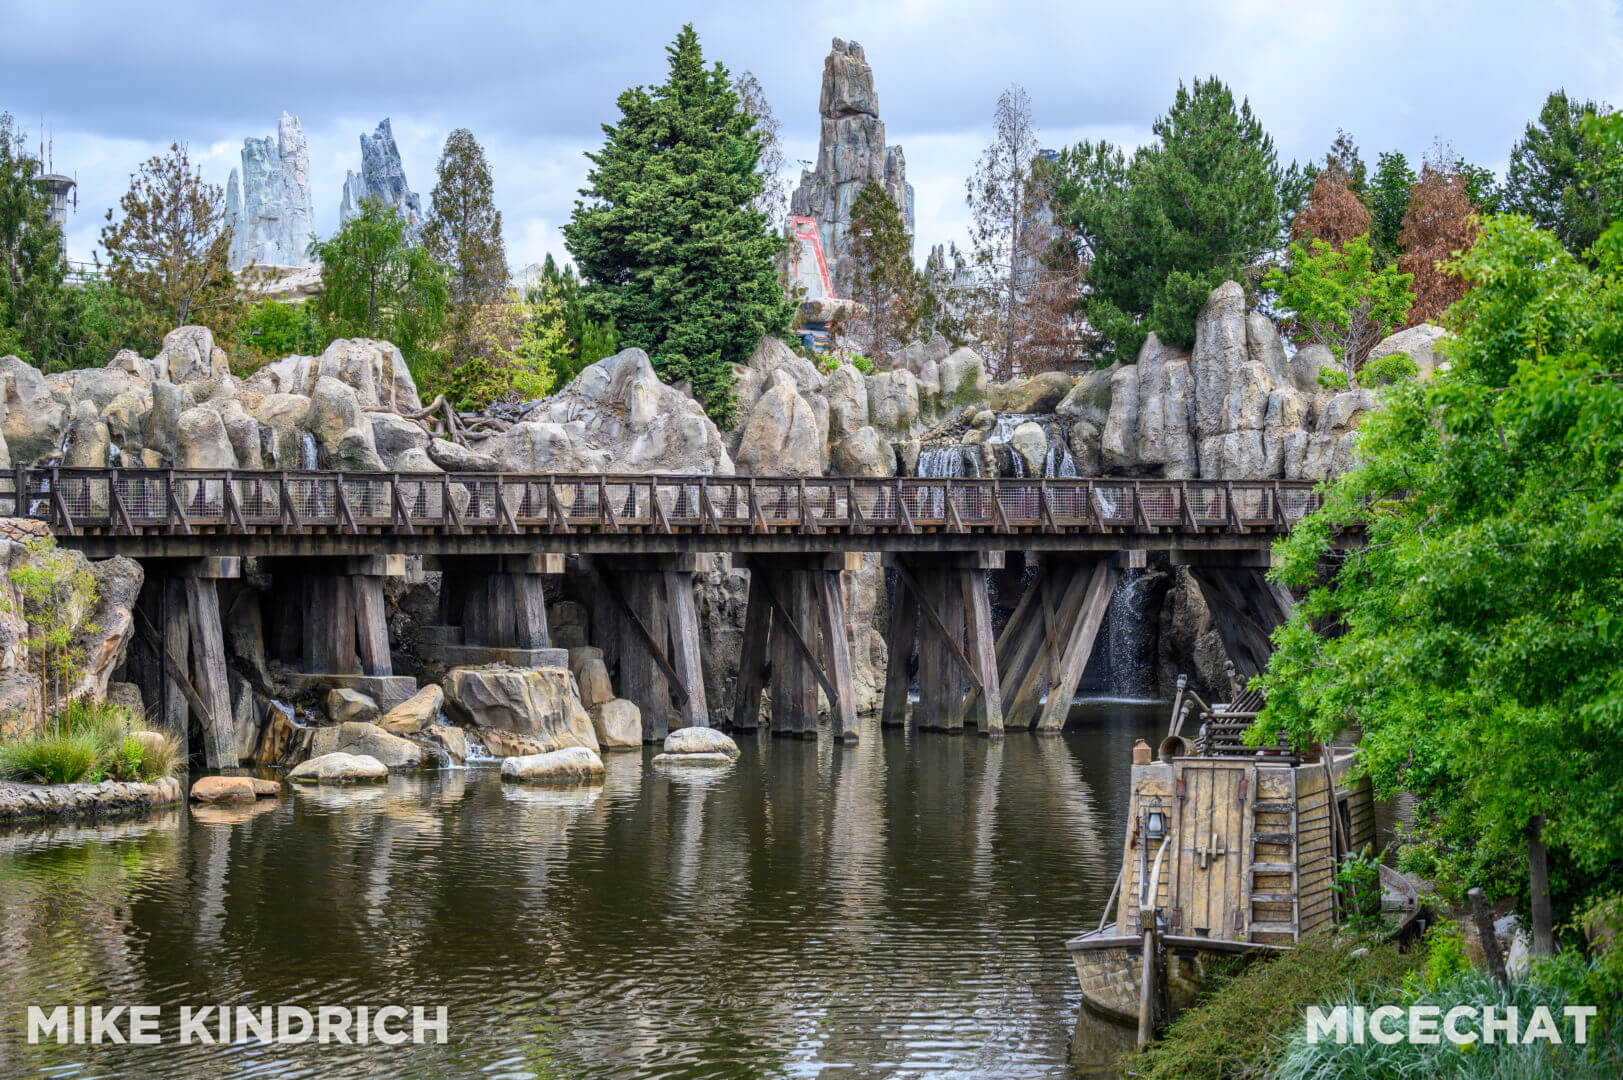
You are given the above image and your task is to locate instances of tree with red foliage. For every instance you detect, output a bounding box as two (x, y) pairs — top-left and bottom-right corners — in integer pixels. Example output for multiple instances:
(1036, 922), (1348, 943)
(1291, 167), (1372, 251)
(1398, 151), (1480, 325)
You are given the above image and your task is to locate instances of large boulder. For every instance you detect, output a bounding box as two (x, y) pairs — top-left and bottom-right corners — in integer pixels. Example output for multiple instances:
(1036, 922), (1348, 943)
(369, 413), (431, 467)
(1008, 421), (1048, 477)
(1288, 344), (1337, 393)
(1368, 323), (1449, 379)
(499, 746), (605, 785)
(663, 727), (740, 758)
(427, 438), (498, 472)
(155, 326), (231, 384)
(378, 684), (443, 735)
(575, 658), (614, 711)
(1132, 335), (1198, 479)
(1193, 282), (1286, 479)
(190, 776), (258, 803)
(734, 371), (825, 476)
(831, 426), (895, 477)
(176, 407), (238, 469)
(590, 699), (643, 751)
(933, 348), (990, 415)
(493, 421), (609, 474)
(63, 401), (111, 468)
(325, 688), (379, 726)
(824, 363), (869, 441)
(247, 338), (421, 412)
(866, 369), (921, 439)
(289, 751), (388, 783)
(0, 355), (68, 464)
(990, 370), (1074, 414)
(442, 664), (599, 755)
(310, 720), (426, 768)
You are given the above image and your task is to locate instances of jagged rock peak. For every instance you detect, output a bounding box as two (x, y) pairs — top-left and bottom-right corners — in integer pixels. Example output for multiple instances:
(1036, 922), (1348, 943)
(821, 39), (879, 118)
(226, 111), (314, 270)
(339, 118), (423, 239)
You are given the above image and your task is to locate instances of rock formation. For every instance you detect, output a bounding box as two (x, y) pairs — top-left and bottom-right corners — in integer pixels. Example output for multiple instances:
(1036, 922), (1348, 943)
(338, 119), (423, 240)
(789, 38), (913, 295)
(225, 111), (315, 270)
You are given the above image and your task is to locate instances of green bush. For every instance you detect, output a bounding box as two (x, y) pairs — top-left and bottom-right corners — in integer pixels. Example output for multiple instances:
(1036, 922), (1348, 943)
(1361, 350), (1419, 386)
(1273, 968), (1623, 1080)
(235, 297), (325, 374)
(1333, 849), (1385, 931)
(1127, 932), (1422, 1080)
(1316, 365), (1350, 390)
(0, 731), (100, 784)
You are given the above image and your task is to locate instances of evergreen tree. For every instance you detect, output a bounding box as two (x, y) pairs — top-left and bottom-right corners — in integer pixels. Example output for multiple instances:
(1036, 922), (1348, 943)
(1502, 89), (1609, 257)
(100, 142), (237, 347)
(0, 113), (77, 368)
(564, 25), (795, 424)
(529, 254), (618, 385)
(312, 200), (449, 380)
(847, 183), (924, 365)
(1052, 78), (1286, 358)
(1368, 150), (1416, 262)
(424, 129), (508, 359)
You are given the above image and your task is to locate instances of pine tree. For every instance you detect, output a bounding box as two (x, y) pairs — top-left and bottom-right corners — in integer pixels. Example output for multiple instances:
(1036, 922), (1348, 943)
(1502, 90), (1609, 257)
(1052, 78), (1286, 358)
(564, 24), (795, 424)
(424, 129), (508, 359)
(1368, 151), (1416, 263)
(100, 142), (237, 345)
(847, 183), (923, 365)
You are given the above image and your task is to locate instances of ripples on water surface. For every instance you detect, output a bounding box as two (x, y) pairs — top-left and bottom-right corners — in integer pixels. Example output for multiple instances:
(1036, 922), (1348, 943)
(0, 704), (1162, 1079)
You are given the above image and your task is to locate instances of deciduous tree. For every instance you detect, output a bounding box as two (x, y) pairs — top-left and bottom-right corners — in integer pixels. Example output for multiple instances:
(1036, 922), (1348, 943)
(1290, 167), (1372, 251)
(1264, 235), (1412, 386)
(100, 142), (237, 344)
(564, 25), (795, 424)
(1397, 150), (1480, 325)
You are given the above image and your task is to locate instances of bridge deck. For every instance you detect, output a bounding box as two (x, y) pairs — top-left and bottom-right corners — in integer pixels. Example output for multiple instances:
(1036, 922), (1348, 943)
(13, 468), (1324, 559)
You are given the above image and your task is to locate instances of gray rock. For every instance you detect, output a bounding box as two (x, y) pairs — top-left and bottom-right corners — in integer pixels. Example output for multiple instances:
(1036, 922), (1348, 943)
(176, 407), (238, 469)
(63, 400), (110, 468)
(155, 326), (231, 384)
(288, 751), (389, 783)
(369, 413), (430, 465)
(1008, 421), (1047, 477)
(310, 720), (425, 768)
(1368, 323), (1450, 379)
(442, 664), (600, 755)
(1192, 282), (1285, 479)
(831, 426), (895, 477)
(1101, 364), (1140, 471)
(866, 369), (921, 438)
(226, 112), (315, 270)
(339, 119), (424, 239)
(663, 727), (741, 758)
(218, 401), (264, 469)
(427, 438), (498, 472)
(934, 348), (989, 415)
(1133, 336), (1197, 479)
(326, 688), (379, 725)
(824, 363), (869, 440)
(735, 374), (825, 476)
(1288, 344), (1337, 393)
(494, 421), (608, 474)
(0, 354), (68, 463)
(500, 746), (605, 784)
(590, 699), (643, 750)
(309, 376), (361, 453)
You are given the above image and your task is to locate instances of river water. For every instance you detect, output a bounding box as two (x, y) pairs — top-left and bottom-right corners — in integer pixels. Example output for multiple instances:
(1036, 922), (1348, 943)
(0, 703), (1162, 1080)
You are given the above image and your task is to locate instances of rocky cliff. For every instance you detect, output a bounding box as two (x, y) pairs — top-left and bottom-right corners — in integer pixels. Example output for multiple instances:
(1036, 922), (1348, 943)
(339, 118), (424, 240)
(225, 111), (315, 270)
(789, 38), (914, 297)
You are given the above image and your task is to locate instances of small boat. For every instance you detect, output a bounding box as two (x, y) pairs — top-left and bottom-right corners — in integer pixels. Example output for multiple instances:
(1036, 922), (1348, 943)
(1066, 675), (1421, 1036)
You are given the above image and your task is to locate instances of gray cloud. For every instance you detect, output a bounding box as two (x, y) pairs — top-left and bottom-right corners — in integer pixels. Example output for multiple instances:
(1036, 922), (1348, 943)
(7, 0), (1619, 272)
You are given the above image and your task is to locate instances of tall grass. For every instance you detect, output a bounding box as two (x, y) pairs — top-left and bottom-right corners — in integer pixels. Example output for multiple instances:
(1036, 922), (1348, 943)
(0, 699), (180, 785)
(1272, 968), (1623, 1080)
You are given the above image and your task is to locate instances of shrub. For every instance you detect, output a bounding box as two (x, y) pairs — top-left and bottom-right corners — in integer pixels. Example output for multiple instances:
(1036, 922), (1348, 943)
(106, 735), (145, 783)
(0, 731), (101, 784)
(1361, 350), (1419, 386)
(1400, 921), (1472, 997)
(137, 731), (182, 782)
(1126, 932), (1422, 1080)
(1333, 849), (1385, 931)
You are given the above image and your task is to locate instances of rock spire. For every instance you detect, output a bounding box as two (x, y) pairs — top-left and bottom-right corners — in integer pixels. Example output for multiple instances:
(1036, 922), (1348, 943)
(338, 118), (424, 240)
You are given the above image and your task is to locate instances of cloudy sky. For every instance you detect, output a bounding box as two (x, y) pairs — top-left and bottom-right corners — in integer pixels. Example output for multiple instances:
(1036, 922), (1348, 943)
(6, 0), (1619, 271)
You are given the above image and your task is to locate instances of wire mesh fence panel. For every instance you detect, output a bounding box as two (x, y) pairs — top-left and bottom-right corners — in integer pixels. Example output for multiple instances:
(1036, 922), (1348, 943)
(1140, 485), (1182, 526)
(1091, 483), (1135, 526)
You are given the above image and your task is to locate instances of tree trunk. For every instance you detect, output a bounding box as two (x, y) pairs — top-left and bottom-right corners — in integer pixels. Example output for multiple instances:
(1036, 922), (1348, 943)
(1526, 814), (1554, 956)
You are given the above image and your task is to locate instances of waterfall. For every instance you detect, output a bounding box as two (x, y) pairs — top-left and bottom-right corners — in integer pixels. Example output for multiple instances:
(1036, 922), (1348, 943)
(977, 413), (1077, 478)
(1105, 569), (1160, 699)
(917, 445), (979, 478)
(299, 432), (319, 470)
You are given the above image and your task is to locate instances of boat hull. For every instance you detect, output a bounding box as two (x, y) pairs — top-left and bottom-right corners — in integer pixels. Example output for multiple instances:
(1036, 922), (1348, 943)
(1065, 931), (1277, 1026)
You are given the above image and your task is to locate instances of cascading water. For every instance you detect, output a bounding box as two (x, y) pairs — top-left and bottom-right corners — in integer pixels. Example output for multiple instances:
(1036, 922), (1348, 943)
(1105, 569), (1162, 699)
(917, 444), (980, 478)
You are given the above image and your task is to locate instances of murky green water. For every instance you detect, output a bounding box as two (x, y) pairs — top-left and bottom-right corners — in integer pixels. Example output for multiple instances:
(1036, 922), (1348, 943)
(0, 704), (1161, 1080)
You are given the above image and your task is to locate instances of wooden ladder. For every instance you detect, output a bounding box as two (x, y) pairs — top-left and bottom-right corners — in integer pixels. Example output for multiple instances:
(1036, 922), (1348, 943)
(1246, 764), (1300, 942)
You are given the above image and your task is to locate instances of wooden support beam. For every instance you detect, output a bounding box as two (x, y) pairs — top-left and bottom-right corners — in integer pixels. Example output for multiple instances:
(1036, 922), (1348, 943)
(184, 576), (237, 768)
(1036, 560), (1119, 733)
(938, 568), (969, 730)
(514, 574), (550, 649)
(962, 570), (1004, 735)
(352, 575), (392, 677)
(763, 569), (825, 736)
(891, 562), (983, 696)
(663, 570), (710, 730)
(730, 571), (773, 732)
(162, 576), (191, 736)
(607, 570), (672, 741)
(1190, 567), (1277, 682)
(813, 570), (858, 743)
(880, 571), (917, 728)
(1007, 562), (1096, 730)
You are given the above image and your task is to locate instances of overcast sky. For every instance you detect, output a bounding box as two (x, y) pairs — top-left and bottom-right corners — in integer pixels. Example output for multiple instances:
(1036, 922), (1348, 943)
(6, 1), (1619, 271)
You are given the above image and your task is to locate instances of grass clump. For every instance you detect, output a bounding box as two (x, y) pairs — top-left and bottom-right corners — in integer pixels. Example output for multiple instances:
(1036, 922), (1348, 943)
(1125, 932), (1422, 1080)
(0, 698), (180, 785)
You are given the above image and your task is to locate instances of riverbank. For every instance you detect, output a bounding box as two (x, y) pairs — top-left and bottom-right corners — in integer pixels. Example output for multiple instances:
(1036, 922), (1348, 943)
(0, 776), (182, 822)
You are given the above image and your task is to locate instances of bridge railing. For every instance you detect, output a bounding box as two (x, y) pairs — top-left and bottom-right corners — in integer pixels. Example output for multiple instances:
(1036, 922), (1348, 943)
(9, 467), (1324, 537)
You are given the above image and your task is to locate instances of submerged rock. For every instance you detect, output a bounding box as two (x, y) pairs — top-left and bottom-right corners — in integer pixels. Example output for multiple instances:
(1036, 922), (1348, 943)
(310, 720), (425, 769)
(662, 727), (740, 759)
(190, 776), (258, 803)
(500, 746), (605, 785)
(289, 752), (389, 783)
(591, 699), (642, 750)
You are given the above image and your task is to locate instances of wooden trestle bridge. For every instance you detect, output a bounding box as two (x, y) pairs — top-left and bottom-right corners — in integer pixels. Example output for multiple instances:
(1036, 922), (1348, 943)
(13, 467), (1324, 766)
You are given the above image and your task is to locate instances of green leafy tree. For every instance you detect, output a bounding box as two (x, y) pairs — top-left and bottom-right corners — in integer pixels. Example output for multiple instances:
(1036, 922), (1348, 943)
(1502, 89), (1610, 257)
(1264, 235), (1413, 386)
(528, 253), (618, 386)
(3, 536), (99, 731)
(564, 24), (795, 424)
(847, 183), (925, 365)
(1052, 78), (1287, 358)
(100, 142), (237, 346)
(0, 113), (79, 368)
(441, 292), (563, 409)
(312, 199), (449, 381)
(1252, 213), (1623, 940)
(1368, 150), (1417, 262)
(423, 128), (509, 361)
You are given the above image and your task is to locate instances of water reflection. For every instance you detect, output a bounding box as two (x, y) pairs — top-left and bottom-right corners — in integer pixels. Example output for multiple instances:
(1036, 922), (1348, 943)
(0, 703), (1164, 1079)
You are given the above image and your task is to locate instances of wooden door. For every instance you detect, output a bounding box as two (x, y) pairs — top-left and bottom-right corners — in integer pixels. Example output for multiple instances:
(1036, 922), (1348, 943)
(1169, 762), (1251, 941)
